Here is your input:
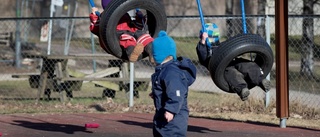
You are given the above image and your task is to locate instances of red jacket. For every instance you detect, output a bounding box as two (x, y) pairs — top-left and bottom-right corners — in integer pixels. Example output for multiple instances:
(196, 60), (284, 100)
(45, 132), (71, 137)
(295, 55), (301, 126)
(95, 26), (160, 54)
(89, 13), (138, 49)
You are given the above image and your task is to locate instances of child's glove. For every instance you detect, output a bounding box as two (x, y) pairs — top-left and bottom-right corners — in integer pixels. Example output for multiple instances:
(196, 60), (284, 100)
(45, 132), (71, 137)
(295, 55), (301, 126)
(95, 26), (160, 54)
(89, 13), (100, 35)
(89, 13), (99, 24)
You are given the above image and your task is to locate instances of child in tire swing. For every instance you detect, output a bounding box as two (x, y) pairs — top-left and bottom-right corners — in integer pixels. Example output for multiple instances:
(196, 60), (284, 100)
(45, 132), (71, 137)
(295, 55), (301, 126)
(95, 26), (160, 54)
(89, 0), (154, 62)
(196, 23), (271, 101)
(150, 31), (197, 137)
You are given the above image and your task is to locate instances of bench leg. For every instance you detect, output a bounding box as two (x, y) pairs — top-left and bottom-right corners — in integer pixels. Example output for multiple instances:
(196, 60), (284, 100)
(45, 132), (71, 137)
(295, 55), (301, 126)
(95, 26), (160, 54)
(66, 90), (73, 101)
(102, 89), (116, 98)
(44, 89), (51, 100)
(36, 72), (48, 104)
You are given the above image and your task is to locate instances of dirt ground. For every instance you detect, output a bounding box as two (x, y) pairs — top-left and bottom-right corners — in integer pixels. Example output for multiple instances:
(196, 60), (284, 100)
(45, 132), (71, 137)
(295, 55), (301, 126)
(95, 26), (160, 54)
(0, 112), (319, 137)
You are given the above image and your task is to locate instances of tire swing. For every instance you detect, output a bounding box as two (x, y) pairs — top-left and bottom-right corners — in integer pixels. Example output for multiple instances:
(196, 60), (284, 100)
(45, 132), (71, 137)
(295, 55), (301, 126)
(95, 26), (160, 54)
(208, 34), (274, 92)
(196, 0), (274, 93)
(99, 0), (167, 60)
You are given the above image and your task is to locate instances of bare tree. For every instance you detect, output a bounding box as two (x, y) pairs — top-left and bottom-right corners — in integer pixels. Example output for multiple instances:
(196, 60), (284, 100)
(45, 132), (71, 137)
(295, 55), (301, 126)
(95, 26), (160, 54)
(163, 0), (194, 34)
(300, 0), (316, 78)
(225, 0), (234, 38)
(40, 0), (51, 17)
(225, 0), (258, 38)
(257, 0), (266, 38)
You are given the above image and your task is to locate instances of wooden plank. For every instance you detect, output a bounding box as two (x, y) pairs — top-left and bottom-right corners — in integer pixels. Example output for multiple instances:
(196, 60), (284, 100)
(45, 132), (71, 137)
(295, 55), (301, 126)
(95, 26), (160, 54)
(63, 67), (128, 90)
(69, 53), (117, 57)
(56, 62), (64, 79)
(66, 67), (120, 79)
(0, 41), (9, 45)
(11, 73), (40, 78)
(85, 67), (120, 78)
(45, 54), (120, 60)
(0, 32), (12, 46)
(0, 37), (10, 40)
(67, 69), (86, 78)
(91, 81), (119, 91)
(0, 32), (11, 35)
(56, 77), (150, 82)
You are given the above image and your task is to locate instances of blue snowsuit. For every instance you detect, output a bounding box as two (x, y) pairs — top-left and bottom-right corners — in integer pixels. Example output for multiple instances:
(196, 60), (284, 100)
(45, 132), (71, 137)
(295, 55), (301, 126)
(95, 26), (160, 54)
(151, 57), (197, 137)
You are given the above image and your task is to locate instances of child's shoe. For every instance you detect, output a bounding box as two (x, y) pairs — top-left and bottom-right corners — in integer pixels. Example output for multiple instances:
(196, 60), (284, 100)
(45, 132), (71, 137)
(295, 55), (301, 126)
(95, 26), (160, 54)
(238, 88), (250, 101)
(259, 79), (271, 92)
(129, 43), (144, 62)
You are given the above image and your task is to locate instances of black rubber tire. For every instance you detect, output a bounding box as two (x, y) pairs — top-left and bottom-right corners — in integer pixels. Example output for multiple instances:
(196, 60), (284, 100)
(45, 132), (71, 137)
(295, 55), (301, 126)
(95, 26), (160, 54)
(99, 0), (167, 60)
(208, 34), (274, 93)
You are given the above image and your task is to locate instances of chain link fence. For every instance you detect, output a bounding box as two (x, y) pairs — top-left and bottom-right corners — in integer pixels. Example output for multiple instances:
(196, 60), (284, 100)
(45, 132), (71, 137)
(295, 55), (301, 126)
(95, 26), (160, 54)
(0, 15), (320, 112)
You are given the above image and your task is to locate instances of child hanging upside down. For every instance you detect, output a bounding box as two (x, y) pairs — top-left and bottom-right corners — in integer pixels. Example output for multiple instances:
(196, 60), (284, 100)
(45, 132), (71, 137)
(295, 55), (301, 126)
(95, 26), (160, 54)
(196, 23), (271, 101)
(89, 0), (154, 62)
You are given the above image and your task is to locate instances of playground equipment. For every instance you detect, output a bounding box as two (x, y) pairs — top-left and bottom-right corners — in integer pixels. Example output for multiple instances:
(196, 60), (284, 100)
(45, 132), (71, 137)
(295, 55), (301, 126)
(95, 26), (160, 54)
(92, 0), (167, 61)
(196, 0), (274, 92)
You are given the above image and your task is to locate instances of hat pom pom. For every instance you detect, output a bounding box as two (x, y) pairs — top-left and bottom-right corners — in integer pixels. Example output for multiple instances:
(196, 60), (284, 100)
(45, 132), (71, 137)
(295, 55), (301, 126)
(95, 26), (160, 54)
(158, 30), (167, 37)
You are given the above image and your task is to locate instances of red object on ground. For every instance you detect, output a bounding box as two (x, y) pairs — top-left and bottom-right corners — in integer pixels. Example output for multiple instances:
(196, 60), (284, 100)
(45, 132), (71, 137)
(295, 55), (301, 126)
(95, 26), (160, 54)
(0, 131), (2, 136)
(85, 123), (100, 128)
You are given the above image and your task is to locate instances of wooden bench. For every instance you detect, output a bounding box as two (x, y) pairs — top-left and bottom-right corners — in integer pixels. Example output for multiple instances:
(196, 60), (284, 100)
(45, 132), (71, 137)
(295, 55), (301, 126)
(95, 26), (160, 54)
(0, 32), (13, 63)
(0, 32), (13, 46)
(11, 53), (151, 102)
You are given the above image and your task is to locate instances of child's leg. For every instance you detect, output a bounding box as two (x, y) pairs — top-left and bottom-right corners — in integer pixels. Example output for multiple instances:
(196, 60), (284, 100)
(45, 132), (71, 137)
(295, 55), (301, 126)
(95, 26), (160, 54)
(134, 30), (154, 62)
(126, 45), (143, 62)
(235, 61), (271, 92)
(225, 66), (250, 101)
(118, 31), (144, 62)
(259, 79), (271, 92)
(235, 62), (264, 87)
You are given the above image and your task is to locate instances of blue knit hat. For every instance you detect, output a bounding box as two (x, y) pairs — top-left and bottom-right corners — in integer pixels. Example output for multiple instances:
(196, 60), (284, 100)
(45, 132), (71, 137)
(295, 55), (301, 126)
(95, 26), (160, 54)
(152, 30), (177, 64)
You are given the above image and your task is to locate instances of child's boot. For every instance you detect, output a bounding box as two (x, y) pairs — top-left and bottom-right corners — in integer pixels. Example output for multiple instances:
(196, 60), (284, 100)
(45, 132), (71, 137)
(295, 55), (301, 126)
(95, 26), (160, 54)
(259, 79), (271, 92)
(128, 43), (144, 62)
(135, 33), (154, 62)
(238, 88), (250, 101)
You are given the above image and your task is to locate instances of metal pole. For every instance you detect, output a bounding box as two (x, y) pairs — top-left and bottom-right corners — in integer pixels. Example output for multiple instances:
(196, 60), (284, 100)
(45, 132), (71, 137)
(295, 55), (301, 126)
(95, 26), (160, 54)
(280, 118), (287, 128)
(88, 2), (97, 72)
(64, 3), (71, 55)
(129, 62), (134, 107)
(66, 1), (78, 55)
(275, 0), (289, 128)
(265, 15), (271, 107)
(15, 0), (21, 68)
(47, 0), (54, 55)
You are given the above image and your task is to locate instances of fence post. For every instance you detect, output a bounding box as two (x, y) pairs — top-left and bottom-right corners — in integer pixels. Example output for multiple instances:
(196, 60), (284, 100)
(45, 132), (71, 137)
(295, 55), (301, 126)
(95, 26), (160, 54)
(47, 1), (53, 55)
(265, 15), (271, 108)
(129, 62), (135, 107)
(88, 1), (97, 72)
(15, 0), (21, 68)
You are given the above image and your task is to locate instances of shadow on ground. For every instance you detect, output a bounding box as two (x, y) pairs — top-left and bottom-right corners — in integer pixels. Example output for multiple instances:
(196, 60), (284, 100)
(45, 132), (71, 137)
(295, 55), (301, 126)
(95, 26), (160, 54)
(11, 120), (93, 134)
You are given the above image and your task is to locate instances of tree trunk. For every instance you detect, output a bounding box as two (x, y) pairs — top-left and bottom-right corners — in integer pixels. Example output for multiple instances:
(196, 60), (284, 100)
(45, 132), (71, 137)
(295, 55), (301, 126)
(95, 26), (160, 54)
(40, 0), (50, 17)
(257, 0), (266, 38)
(300, 0), (314, 78)
(225, 0), (233, 38)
